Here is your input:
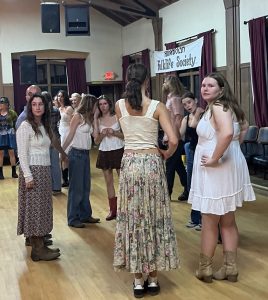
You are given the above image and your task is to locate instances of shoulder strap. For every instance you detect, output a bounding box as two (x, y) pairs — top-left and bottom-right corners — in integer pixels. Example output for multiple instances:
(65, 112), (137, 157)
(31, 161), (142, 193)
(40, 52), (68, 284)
(145, 100), (159, 118)
(118, 99), (129, 117)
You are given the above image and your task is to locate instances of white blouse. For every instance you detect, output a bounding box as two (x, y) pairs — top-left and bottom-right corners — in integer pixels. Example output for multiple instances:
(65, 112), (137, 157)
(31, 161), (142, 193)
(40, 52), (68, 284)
(16, 121), (51, 183)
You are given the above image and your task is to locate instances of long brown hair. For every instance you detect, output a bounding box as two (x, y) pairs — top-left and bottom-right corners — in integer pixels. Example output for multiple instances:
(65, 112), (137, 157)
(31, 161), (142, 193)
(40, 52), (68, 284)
(97, 95), (115, 117)
(162, 75), (185, 102)
(26, 94), (52, 139)
(205, 72), (245, 122)
(124, 63), (148, 111)
(76, 94), (97, 124)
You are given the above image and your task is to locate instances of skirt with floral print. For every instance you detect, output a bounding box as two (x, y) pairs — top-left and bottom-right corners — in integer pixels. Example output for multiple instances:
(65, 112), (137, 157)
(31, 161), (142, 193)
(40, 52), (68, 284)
(113, 152), (179, 274)
(17, 165), (53, 237)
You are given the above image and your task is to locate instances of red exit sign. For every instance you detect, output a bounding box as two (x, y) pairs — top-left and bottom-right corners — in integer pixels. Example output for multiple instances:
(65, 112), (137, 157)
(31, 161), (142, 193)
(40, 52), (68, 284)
(104, 71), (115, 80)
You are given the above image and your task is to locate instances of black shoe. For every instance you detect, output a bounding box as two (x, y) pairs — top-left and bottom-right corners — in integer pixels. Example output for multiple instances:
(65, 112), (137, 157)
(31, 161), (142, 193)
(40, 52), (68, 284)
(147, 280), (160, 296)
(81, 216), (100, 224)
(69, 222), (85, 228)
(62, 181), (69, 188)
(133, 279), (147, 298)
(178, 191), (188, 201)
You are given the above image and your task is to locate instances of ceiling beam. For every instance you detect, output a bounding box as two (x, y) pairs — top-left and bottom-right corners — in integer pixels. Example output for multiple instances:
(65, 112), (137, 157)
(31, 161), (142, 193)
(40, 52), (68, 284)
(75, 0), (156, 18)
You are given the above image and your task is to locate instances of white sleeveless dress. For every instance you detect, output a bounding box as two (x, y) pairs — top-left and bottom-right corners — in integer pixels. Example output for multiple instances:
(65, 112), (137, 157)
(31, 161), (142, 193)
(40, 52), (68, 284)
(59, 110), (72, 153)
(188, 110), (256, 215)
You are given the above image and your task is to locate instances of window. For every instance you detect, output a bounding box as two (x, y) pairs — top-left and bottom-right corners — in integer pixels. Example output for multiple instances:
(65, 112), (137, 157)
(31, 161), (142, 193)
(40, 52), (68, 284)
(177, 68), (200, 99)
(37, 61), (67, 96)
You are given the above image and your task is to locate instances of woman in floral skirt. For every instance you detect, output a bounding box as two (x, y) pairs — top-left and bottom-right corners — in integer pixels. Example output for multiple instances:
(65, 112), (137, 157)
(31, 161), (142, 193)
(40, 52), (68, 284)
(113, 63), (179, 298)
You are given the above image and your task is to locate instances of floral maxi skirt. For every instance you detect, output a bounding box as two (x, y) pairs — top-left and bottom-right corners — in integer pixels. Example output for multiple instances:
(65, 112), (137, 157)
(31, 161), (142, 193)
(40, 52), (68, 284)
(113, 153), (179, 274)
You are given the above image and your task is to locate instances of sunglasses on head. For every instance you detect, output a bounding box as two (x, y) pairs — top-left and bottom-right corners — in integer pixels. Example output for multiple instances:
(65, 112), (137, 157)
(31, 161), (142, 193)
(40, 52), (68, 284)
(0, 98), (8, 104)
(97, 95), (107, 100)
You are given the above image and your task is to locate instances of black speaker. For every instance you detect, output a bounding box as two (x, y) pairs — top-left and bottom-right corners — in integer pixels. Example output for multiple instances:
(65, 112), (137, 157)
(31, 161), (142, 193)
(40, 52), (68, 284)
(41, 3), (60, 33)
(65, 5), (90, 36)
(20, 55), (37, 85)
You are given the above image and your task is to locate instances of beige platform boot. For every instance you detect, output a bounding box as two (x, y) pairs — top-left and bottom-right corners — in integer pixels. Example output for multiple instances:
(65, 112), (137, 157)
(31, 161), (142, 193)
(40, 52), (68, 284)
(213, 251), (238, 282)
(196, 253), (213, 283)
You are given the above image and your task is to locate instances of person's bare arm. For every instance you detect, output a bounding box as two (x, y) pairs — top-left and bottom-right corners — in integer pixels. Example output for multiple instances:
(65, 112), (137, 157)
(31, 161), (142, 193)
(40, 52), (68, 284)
(239, 119), (249, 144)
(201, 105), (233, 167)
(179, 116), (187, 141)
(155, 102), (178, 159)
(62, 113), (81, 151)
(189, 107), (204, 128)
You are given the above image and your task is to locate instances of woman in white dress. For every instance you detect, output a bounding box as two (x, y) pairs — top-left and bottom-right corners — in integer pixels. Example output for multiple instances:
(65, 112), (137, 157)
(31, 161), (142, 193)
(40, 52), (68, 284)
(188, 72), (256, 283)
(58, 90), (74, 187)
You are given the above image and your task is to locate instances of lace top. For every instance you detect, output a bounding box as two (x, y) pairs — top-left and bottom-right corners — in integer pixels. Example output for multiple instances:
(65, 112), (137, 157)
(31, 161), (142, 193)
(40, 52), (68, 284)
(16, 121), (51, 183)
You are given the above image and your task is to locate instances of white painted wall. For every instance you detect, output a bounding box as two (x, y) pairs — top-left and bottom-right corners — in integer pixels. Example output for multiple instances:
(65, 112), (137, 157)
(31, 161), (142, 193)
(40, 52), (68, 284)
(122, 0), (226, 76)
(122, 18), (155, 75)
(160, 0), (226, 68)
(0, 0), (123, 84)
(240, 0), (268, 64)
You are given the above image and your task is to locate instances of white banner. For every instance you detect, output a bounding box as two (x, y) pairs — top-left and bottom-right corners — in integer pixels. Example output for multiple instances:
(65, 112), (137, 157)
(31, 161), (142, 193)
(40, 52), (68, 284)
(154, 37), (204, 74)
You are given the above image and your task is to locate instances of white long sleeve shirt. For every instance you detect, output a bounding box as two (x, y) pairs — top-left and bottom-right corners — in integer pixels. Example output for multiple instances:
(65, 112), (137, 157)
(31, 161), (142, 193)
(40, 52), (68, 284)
(16, 121), (51, 183)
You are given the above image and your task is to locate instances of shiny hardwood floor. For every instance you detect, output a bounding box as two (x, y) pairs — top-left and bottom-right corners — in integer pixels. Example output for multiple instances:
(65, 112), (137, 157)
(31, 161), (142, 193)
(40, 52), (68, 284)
(0, 150), (267, 300)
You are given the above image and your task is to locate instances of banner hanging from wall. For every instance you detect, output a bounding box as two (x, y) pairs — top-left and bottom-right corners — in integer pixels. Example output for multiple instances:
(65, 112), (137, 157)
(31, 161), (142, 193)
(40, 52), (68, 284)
(154, 37), (204, 73)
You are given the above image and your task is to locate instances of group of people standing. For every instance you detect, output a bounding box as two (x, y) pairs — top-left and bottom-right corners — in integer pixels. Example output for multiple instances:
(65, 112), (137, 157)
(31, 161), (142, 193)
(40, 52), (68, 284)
(11, 62), (256, 298)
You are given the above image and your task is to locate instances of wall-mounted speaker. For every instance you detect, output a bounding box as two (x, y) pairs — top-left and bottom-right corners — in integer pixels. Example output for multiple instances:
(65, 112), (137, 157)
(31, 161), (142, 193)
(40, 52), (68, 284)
(41, 3), (60, 33)
(20, 55), (37, 85)
(65, 5), (90, 36)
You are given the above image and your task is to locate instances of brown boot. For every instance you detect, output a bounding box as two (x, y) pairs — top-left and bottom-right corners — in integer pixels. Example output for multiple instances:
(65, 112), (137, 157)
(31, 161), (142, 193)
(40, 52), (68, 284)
(106, 197), (117, 221)
(196, 253), (213, 283)
(213, 251), (238, 282)
(30, 237), (60, 262)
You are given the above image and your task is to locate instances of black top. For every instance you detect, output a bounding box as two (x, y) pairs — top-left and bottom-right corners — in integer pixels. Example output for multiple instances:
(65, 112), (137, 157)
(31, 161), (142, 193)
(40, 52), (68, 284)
(185, 114), (199, 150)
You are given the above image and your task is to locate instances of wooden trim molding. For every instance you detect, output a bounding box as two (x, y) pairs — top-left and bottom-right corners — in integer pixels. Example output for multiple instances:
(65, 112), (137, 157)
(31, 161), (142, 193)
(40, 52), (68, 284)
(223, 0), (241, 102)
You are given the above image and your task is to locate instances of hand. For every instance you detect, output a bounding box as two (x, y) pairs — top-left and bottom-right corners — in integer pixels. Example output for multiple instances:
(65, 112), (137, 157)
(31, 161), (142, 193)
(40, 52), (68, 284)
(196, 107), (204, 115)
(26, 180), (34, 189)
(200, 155), (218, 167)
(107, 128), (114, 136)
(101, 128), (108, 136)
(157, 148), (172, 160)
(61, 152), (68, 162)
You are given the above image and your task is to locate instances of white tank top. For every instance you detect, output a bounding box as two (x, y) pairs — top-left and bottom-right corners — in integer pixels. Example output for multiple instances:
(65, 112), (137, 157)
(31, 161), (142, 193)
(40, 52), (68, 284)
(71, 116), (93, 150)
(98, 120), (124, 151)
(118, 99), (159, 150)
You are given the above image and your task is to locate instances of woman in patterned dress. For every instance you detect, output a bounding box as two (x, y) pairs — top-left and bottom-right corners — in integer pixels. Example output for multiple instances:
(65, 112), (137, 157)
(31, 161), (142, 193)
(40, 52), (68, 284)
(113, 64), (179, 298)
(17, 94), (67, 261)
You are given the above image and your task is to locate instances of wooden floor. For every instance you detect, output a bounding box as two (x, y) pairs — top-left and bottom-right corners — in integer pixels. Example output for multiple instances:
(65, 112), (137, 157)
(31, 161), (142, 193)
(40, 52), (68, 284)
(0, 149), (268, 300)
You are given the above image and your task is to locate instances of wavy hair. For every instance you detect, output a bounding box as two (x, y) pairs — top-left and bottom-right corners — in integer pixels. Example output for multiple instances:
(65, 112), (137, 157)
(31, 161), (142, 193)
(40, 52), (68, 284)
(124, 63), (148, 111)
(26, 94), (52, 139)
(162, 75), (185, 101)
(205, 72), (245, 122)
(57, 90), (71, 107)
(76, 94), (97, 124)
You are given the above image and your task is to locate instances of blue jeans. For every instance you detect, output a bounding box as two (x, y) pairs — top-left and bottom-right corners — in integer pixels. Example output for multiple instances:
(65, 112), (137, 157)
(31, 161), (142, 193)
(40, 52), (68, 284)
(67, 148), (92, 225)
(184, 142), (201, 225)
(50, 146), (62, 191)
(166, 141), (187, 195)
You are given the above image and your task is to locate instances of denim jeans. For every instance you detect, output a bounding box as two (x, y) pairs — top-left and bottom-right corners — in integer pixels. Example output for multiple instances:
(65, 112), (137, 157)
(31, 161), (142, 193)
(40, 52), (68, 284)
(184, 142), (201, 225)
(166, 141), (187, 195)
(50, 146), (62, 191)
(67, 148), (92, 225)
